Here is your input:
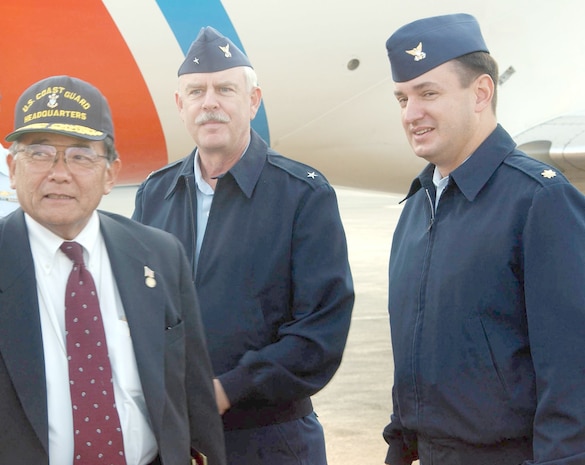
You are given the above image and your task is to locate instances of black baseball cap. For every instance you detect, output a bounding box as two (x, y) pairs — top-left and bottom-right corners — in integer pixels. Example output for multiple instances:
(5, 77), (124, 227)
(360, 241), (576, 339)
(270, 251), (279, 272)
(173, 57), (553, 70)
(5, 75), (114, 142)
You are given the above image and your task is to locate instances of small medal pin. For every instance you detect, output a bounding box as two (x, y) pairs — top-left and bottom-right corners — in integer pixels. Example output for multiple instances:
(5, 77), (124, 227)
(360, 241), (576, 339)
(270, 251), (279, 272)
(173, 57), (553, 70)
(144, 266), (157, 288)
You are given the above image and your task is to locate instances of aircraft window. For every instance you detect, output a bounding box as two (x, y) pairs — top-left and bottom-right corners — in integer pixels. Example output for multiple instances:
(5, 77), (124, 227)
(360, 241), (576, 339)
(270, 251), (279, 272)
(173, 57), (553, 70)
(347, 58), (360, 71)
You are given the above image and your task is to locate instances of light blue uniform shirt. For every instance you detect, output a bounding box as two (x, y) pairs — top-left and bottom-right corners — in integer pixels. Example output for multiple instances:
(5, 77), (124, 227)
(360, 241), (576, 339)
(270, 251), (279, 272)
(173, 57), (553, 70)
(432, 166), (449, 210)
(193, 145), (249, 270)
(193, 151), (214, 271)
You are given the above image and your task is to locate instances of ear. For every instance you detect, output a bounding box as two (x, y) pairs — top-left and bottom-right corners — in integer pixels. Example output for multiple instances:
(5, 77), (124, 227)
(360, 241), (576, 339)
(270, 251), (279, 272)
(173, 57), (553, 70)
(6, 153), (16, 189)
(103, 158), (122, 195)
(249, 87), (262, 121)
(175, 90), (188, 125)
(474, 74), (494, 113)
(175, 90), (183, 112)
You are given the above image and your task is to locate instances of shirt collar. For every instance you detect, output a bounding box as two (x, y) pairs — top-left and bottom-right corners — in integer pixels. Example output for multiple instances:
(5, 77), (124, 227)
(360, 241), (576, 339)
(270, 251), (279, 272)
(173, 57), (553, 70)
(193, 149), (214, 195)
(432, 165), (449, 189)
(193, 135), (251, 192)
(173, 129), (267, 199)
(403, 124), (516, 202)
(26, 211), (101, 273)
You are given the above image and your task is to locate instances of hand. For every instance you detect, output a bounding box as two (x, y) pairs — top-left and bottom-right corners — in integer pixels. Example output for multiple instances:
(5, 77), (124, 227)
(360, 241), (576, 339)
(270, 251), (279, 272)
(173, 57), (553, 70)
(213, 378), (231, 415)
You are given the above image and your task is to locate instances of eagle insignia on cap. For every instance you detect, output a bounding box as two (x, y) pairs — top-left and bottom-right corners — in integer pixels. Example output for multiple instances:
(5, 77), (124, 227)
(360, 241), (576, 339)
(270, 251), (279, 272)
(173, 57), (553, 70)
(541, 169), (557, 179)
(219, 44), (232, 58)
(405, 42), (426, 61)
(47, 93), (59, 109)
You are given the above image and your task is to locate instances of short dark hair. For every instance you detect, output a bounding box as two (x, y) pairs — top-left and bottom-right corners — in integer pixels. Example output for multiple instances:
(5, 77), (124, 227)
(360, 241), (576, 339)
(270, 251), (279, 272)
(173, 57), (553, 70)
(103, 136), (119, 163)
(453, 51), (499, 112)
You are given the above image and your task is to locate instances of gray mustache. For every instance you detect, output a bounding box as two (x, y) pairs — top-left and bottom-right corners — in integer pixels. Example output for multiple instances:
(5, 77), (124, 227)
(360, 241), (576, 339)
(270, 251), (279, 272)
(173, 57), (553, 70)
(196, 112), (230, 124)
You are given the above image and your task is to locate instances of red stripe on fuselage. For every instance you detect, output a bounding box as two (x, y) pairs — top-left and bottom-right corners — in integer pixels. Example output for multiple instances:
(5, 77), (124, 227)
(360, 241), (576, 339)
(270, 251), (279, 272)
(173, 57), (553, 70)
(0, 0), (167, 184)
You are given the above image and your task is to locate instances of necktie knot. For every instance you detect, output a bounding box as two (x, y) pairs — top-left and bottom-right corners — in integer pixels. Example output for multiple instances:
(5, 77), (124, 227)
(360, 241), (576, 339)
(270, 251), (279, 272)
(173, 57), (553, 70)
(60, 241), (84, 266)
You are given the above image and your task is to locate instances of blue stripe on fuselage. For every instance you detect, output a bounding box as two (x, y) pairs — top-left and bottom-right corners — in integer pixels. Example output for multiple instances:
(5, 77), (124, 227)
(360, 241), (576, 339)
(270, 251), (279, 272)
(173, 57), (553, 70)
(155, 0), (270, 144)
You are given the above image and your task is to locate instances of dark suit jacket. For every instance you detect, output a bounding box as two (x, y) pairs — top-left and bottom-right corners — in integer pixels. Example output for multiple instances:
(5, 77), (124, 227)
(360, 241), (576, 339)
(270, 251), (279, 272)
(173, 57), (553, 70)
(0, 210), (226, 465)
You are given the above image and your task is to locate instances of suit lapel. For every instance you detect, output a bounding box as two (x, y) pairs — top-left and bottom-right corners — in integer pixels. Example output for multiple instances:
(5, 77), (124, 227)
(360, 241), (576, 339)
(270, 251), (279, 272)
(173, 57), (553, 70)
(98, 213), (166, 435)
(0, 212), (170, 450)
(0, 211), (49, 452)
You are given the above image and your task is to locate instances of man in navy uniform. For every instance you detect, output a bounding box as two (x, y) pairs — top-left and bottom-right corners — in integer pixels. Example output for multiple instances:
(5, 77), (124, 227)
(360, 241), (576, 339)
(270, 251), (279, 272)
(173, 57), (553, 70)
(383, 13), (585, 465)
(133, 27), (354, 465)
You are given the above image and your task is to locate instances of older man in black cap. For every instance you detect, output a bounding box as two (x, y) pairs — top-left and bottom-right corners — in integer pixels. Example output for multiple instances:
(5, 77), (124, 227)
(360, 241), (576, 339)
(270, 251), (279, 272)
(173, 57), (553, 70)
(0, 75), (226, 464)
(382, 13), (585, 465)
(132, 27), (354, 465)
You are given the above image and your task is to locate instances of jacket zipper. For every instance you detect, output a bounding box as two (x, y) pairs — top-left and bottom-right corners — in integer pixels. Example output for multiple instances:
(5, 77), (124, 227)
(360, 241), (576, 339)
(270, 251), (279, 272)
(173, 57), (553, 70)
(184, 176), (198, 280)
(412, 188), (436, 429)
(425, 188), (435, 231)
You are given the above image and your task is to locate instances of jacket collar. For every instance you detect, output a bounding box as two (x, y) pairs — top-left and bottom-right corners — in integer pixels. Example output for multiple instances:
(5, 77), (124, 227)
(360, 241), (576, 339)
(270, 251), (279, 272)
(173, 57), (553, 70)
(164, 129), (268, 199)
(0, 211), (168, 448)
(164, 150), (196, 200)
(224, 131), (267, 198)
(403, 124), (516, 202)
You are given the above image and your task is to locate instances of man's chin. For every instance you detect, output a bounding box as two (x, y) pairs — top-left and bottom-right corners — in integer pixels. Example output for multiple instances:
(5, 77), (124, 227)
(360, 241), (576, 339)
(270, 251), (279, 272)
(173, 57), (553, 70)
(412, 148), (433, 161)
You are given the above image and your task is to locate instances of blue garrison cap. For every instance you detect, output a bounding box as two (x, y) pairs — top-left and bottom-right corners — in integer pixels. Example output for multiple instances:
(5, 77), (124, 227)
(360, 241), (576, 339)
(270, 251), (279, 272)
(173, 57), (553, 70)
(178, 26), (253, 76)
(386, 13), (489, 82)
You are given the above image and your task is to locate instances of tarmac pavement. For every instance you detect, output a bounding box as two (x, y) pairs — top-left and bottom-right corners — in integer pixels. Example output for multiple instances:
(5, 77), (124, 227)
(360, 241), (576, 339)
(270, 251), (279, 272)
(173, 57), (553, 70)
(312, 187), (405, 465)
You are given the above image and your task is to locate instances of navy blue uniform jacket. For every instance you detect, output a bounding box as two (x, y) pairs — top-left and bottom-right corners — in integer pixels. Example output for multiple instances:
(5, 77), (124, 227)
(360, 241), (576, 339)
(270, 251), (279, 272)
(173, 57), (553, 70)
(383, 125), (585, 465)
(133, 130), (354, 430)
(0, 210), (226, 465)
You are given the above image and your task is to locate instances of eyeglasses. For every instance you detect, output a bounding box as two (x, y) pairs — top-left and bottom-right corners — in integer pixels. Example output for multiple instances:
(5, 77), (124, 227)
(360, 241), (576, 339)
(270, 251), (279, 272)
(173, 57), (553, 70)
(15, 144), (108, 173)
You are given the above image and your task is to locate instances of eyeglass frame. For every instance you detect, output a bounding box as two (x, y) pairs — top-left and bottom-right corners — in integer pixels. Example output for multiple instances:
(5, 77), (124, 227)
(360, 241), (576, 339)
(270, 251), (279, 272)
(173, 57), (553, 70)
(12, 143), (111, 173)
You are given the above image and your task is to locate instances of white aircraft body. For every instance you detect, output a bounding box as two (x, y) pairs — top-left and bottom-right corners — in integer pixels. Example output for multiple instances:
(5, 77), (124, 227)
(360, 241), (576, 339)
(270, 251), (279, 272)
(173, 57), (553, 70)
(1, 0), (584, 194)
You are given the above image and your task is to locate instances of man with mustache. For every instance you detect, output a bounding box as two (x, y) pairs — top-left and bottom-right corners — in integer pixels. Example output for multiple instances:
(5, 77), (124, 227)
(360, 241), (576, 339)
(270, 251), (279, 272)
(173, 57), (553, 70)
(132, 27), (354, 465)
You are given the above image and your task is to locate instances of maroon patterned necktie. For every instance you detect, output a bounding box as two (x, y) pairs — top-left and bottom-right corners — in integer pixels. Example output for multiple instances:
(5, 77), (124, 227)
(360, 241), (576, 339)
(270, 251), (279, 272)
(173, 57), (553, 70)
(61, 241), (126, 465)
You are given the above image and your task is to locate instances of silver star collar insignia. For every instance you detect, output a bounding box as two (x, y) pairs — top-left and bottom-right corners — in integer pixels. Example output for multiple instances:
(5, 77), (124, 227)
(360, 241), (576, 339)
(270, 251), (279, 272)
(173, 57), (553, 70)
(541, 169), (557, 179)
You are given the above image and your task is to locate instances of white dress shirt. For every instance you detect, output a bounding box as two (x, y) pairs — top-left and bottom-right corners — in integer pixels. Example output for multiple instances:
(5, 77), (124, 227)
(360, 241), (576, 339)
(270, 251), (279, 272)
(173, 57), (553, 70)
(26, 212), (157, 465)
